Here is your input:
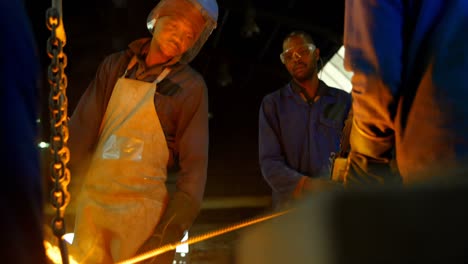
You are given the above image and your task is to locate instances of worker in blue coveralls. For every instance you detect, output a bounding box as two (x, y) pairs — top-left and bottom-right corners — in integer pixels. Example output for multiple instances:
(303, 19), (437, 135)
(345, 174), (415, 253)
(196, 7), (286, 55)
(343, 0), (468, 185)
(0, 0), (47, 263)
(259, 30), (352, 210)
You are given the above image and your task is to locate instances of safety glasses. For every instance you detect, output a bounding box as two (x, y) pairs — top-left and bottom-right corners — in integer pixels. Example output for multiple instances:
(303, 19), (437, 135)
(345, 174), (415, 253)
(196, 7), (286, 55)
(280, 43), (316, 64)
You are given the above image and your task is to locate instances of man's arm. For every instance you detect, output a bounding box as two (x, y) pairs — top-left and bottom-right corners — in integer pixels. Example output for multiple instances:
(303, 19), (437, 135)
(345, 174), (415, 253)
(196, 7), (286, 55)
(258, 96), (304, 201)
(68, 55), (119, 169)
(137, 72), (209, 263)
(343, 0), (404, 185)
(67, 53), (128, 206)
(160, 74), (209, 232)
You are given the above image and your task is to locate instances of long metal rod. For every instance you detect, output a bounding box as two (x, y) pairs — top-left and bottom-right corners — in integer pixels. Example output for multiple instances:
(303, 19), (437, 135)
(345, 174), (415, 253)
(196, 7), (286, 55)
(116, 209), (293, 264)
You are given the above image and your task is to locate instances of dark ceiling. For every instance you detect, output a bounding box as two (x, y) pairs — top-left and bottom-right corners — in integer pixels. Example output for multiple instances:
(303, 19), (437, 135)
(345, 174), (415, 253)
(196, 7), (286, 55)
(26, 0), (345, 197)
(27, 0), (345, 129)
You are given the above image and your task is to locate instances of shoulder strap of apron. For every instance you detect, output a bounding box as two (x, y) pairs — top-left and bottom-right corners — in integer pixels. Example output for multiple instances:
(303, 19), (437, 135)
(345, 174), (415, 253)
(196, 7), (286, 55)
(121, 56), (172, 86)
(154, 67), (171, 86)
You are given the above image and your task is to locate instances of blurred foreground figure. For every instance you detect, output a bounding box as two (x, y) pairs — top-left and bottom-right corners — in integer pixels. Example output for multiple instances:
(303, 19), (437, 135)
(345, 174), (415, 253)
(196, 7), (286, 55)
(237, 181), (468, 264)
(0, 0), (47, 263)
(68, 0), (218, 263)
(343, 1), (468, 185)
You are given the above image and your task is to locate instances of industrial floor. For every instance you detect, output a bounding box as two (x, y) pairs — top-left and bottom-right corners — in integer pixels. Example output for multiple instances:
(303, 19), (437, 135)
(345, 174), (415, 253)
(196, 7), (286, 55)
(44, 201), (271, 264)
(181, 203), (281, 264)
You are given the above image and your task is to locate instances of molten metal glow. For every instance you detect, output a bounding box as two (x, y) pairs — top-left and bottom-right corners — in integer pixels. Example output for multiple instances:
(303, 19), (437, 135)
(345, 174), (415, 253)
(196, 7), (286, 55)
(45, 209), (292, 264)
(44, 240), (78, 264)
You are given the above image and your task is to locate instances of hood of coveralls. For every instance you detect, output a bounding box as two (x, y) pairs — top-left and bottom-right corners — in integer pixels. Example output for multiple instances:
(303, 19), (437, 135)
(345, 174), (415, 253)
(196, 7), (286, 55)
(146, 0), (218, 64)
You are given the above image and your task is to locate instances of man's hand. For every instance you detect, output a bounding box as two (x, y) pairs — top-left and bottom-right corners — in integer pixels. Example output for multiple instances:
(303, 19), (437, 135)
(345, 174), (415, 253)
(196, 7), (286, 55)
(135, 191), (200, 264)
(134, 232), (164, 263)
(135, 223), (183, 264)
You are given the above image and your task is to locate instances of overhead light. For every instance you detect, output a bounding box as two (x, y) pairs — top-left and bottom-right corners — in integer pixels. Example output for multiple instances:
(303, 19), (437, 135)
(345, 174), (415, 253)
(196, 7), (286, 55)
(217, 62), (233, 87)
(38, 142), (50, 149)
(319, 46), (352, 93)
(240, 5), (260, 38)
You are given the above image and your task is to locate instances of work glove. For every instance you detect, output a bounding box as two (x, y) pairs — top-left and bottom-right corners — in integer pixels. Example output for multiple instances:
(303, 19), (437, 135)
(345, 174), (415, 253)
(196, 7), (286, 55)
(135, 191), (200, 264)
(344, 121), (402, 188)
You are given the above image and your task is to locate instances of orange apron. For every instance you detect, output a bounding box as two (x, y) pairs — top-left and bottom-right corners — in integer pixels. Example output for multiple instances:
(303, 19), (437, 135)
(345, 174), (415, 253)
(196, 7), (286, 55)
(71, 62), (171, 263)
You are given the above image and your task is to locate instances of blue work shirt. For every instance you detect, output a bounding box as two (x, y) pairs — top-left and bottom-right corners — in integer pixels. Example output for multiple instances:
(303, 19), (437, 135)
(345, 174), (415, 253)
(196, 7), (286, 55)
(259, 80), (351, 207)
(1, 1), (47, 263)
(344, 0), (468, 182)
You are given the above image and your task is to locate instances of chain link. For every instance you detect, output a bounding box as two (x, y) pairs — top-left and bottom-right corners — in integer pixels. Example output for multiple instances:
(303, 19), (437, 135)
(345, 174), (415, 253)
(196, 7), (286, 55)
(46, 6), (71, 264)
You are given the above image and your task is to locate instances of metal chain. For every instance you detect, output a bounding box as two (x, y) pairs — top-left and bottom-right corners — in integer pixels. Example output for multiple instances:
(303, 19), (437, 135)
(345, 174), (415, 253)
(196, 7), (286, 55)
(46, 5), (71, 264)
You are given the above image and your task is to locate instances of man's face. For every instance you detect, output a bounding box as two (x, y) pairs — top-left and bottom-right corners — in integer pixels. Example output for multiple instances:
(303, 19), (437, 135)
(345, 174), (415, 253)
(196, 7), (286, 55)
(281, 36), (318, 82)
(152, 12), (205, 58)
